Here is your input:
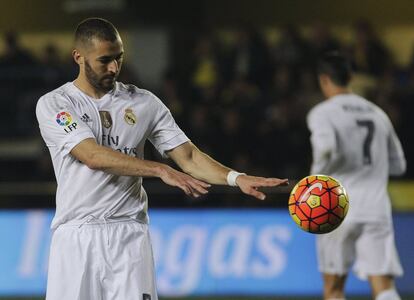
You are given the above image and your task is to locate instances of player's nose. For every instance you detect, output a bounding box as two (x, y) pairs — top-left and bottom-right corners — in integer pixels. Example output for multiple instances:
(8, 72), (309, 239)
(108, 60), (119, 74)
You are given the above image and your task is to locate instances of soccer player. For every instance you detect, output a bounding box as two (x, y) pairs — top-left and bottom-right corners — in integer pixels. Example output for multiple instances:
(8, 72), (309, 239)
(35, 18), (288, 300)
(307, 52), (406, 300)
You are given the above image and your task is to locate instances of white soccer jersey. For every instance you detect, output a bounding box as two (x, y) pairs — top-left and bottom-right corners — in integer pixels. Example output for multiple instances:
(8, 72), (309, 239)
(307, 93), (406, 223)
(36, 82), (189, 229)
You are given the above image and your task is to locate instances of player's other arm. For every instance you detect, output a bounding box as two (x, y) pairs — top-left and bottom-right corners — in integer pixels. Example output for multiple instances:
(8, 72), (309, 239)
(70, 138), (210, 197)
(388, 127), (406, 176)
(309, 132), (334, 174)
(167, 141), (288, 200)
(307, 108), (336, 174)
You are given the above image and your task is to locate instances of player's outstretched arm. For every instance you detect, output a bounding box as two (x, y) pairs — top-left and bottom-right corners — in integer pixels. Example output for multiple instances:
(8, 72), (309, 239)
(168, 142), (288, 200)
(70, 138), (210, 197)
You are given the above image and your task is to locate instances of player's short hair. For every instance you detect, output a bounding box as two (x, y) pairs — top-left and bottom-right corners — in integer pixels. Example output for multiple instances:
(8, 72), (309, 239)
(74, 17), (120, 48)
(317, 52), (352, 86)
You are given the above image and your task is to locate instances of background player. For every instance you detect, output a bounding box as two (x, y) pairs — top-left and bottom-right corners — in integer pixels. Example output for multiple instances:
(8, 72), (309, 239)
(307, 52), (406, 300)
(36, 18), (288, 300)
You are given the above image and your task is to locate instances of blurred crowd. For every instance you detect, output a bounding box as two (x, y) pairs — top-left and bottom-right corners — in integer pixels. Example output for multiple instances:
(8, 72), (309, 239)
(0, 20), (412, 203)
(163, 20), (413, 181)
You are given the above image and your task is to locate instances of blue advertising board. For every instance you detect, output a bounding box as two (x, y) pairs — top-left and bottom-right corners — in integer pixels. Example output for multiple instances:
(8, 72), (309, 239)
(0, 209), (413, 296)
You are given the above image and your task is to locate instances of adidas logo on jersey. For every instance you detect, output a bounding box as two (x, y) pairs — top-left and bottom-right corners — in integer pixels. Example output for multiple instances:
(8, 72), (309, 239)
(81, 113), (92, 123)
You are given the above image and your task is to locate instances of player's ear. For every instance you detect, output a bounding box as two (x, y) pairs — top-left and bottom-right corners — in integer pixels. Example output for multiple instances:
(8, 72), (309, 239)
(319, 74), (329, 86)
(72, 49), (83, 65)
(317, 74), (324, 87)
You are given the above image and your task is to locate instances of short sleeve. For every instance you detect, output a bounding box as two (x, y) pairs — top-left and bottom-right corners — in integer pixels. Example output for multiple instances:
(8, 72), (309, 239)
(36, 94), (96, 156)
(306, 105), (336, 174)
(147, 96), (189, 157)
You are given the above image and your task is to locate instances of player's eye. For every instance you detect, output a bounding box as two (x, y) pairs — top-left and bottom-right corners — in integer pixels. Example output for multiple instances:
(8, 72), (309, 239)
(99, 58), (111, 64)
(98, 55), (122, 64)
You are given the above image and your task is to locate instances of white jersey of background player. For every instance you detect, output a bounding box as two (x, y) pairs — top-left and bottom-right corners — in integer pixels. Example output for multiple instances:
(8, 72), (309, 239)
(35, 18), (288, 300)
(307, 53), (406, 300)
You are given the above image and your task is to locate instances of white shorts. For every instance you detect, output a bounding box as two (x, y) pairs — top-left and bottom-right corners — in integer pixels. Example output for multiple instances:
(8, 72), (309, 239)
(316, 220), (403, 280)
(46, 218), (158, 300)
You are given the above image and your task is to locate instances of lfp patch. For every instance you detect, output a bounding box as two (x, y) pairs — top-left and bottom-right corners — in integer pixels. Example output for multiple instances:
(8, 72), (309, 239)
(56, 112), (72, 126)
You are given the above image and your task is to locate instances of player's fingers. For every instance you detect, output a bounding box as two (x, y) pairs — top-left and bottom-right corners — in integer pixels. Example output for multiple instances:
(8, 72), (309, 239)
(193, 186), (209, 195)
(193, 179), (211, 188)
(246, 187), (266, 201)
(178, 178), (204, 198)
(176, 177), (204, 194)
(191, 190), (201, 198)
(277, 178), (289, 185)
(179, 184), (192, 196)
(188, 177), (210, 191)
(186, 185), (203, 198)
(253, 177), (289, 187)
(189, 181), (209, 194)
(263, 178), (289, 186)
(181, 173), (210, 189)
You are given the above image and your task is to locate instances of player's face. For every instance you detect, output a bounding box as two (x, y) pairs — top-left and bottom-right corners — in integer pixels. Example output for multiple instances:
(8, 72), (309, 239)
(83, 37), (124, 93)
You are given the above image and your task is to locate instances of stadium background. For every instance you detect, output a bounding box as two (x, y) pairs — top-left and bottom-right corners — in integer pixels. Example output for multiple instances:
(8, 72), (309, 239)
(0, 0), (413, 299)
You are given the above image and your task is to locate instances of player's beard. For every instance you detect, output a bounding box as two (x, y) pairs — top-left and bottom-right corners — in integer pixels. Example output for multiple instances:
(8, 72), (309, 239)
(84, 60), (119, 93)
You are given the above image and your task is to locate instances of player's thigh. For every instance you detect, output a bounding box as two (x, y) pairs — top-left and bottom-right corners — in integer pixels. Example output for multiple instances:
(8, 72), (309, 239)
(46, 225), (103, 300)
(107, 221), (157, 300)
(354, 222), (402, 279)
(112, 222), (155, 274)
(317, 221), (360, 274)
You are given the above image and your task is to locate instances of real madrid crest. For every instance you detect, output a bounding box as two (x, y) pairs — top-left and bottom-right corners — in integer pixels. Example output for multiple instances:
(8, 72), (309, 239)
(124, 108), (137, 125)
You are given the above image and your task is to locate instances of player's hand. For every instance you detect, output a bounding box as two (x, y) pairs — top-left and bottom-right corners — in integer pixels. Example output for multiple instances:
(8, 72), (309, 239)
(236, 175), (289, 200)
(159, 165), (211, 198)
